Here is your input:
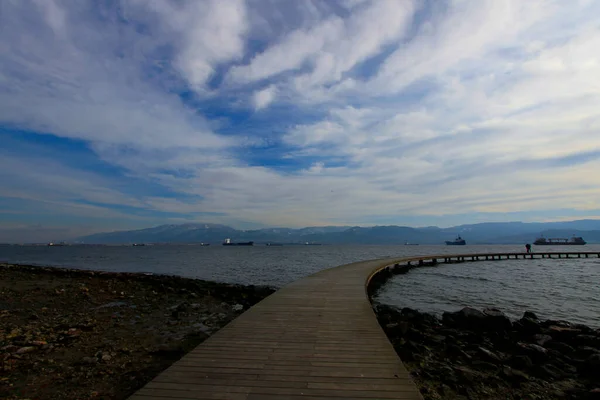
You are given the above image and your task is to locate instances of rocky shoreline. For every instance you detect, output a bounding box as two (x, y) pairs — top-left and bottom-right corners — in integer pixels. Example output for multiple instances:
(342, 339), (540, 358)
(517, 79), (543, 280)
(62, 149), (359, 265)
(374, 303), (600, 399)
(0, 263), (275, 400)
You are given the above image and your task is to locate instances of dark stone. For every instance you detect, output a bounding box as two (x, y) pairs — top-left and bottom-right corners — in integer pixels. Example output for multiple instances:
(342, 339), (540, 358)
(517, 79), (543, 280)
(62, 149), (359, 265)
(443, 307), (513, 333)
(385, 322), (410, 337)
(437, 384), (455, 398)
(453, 366), (482, 383)
(398, 340), (424, 362)
(589, 388), (600, 400)
(443, 307), (485, 330)
(543, 320), (572, 328)
(574, 334), (600, 348)
(516, 317), (542, 335)
(580, 354), (600, 379)
(401, 307), (422, 320)
(80, 356), (97, 365)
(545, 340), (575, 355)
(151, 343), (185, 359)
(533, 334), (553, 347)
(517, 342), (548, 362)
(446, 343), (472, 360)
(401, 308), (440, 326)
(547, 325), (583, 342)
(572, 323), (594, 335)
(482, 308), (513, 331)
(523, 311), (539, 320)
(574, 346), (600, 359)
(374, 304), (402, 324)
(477, 346), (502, 363)
(510, 355), (533, 369)
(438, 366), (458, 385)
(532, 363), (564, 380)
(471, 360), (499, 371)
(423, 333), (446, 345)
(586, 353), (600, 368)
(501, 366), (530, 383)
(546, 348), (573, 364)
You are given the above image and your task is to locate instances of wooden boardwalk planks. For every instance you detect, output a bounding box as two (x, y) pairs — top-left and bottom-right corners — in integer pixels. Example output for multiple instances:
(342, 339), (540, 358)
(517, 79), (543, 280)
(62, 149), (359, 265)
(128, 258), (422, 400)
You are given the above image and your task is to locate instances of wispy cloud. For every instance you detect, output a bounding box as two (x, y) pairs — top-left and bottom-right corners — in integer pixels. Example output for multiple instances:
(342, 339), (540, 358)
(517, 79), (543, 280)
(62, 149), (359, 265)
(1, 0), (599, 239)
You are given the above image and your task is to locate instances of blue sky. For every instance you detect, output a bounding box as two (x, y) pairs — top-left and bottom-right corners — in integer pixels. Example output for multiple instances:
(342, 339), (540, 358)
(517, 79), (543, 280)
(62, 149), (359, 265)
(1, 0), (600, 242)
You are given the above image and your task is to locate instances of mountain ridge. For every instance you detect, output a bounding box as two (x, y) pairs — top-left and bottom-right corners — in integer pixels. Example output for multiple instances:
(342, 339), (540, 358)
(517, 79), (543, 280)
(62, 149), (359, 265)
(72, 220), (600, 245)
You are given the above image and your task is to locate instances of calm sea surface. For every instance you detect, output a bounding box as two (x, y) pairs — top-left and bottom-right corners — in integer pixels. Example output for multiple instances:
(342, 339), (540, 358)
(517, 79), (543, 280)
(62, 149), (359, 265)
(1, 244), (599, 326)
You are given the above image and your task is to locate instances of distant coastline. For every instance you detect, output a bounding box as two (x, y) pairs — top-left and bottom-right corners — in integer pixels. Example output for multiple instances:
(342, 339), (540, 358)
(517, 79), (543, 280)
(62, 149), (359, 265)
(21, 219), (600, 246)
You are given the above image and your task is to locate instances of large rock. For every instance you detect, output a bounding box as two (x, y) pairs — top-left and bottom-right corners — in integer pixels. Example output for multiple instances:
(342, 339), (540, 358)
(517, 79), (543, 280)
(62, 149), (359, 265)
(397, 340), (427, 362)
(515, 316), (542, 335)
(501, 366), (530, 383)
(531, 363), (565, 380)
(573, 334), (600, 348)
(545, 340), (575, 355)
(443, 307), (511, 332)
(482, 308), (513, 331)
(374, 304), (402, 325)
(477, 346), (502, 363)
(445, 343), (472, 361)
(510, 355), (533, 369)
(517, 342), (548, 362)
(589, 388), (600, 400)
(523, 311), (539, 320)
(573, 346), (600, 360)
(453, 366), (483, 384)
(401, 308), (440, 326)
(547, 325), (583, 342)
(385, 321), (410, 337)
(533, 334), (553, 347)
(443, 307), (485, 328)
(580, 354), (600, 379)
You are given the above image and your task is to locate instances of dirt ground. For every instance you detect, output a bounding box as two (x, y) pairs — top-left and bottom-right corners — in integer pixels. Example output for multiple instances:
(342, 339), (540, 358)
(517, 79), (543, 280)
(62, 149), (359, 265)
(0, 263), (274, 400)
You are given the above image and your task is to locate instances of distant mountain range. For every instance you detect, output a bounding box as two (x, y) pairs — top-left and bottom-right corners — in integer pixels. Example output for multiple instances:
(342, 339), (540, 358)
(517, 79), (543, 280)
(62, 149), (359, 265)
(73, 220), (600, 245)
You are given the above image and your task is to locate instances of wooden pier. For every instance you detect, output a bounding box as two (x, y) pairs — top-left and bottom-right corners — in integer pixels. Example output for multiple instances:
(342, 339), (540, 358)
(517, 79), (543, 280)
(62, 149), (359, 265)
(400, 251), (600, 265)
(128, 251), (596, 400)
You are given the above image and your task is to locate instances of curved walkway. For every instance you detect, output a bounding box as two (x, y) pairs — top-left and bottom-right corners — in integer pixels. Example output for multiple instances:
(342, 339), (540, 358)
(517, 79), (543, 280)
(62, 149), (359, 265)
(128, 257), (422, 400)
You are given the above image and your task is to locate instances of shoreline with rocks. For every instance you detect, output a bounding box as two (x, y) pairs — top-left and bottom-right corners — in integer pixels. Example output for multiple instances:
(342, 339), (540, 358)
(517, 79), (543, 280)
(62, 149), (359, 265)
(374, 303), (600, 399)
(0, 263), (275, 400)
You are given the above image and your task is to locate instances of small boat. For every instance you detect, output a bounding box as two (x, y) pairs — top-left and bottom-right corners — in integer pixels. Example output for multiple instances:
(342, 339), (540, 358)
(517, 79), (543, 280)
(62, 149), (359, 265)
(266, 243), (283, 246)
(47, 242), (67, 246)
(132, 243), (146, 246)
(445, 236), (466, 245)
(199, 243), (210, 246)
(534, 235), (586, 245)
(404, 241), (419, 246)
(222, 238), (254, 246)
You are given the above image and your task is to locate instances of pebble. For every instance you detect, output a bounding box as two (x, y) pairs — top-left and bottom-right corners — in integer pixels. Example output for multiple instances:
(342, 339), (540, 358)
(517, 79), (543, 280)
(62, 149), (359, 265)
(81, 357), (97, 365)
(16, 347), (36, 354)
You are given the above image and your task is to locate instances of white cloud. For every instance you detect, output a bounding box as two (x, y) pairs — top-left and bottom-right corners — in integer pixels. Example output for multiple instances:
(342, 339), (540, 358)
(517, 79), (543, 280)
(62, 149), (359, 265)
(134, 0), (248, 89)
(0, 0), (231, 150)
(253, 85), (277, 110)
(228, 0), (416, 89)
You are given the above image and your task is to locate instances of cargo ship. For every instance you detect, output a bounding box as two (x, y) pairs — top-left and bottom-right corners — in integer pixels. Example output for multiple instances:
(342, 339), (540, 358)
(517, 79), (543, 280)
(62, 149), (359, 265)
(222, 238), (254, 246)
(445, 236), (466, 245)
(533, 235), (586, 245)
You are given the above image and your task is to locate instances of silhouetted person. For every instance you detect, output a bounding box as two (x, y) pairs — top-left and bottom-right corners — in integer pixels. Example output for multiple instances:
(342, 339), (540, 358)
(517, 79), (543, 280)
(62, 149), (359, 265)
(525, 243), (531, 253)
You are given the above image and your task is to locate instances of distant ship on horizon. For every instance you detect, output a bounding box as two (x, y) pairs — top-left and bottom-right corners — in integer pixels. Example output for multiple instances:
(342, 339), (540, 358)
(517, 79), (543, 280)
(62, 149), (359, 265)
(445, 236), (466, 245)
(222, 238), (254, 246)
(48, 242), (68, 246)
(534, 235), (586, 245)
